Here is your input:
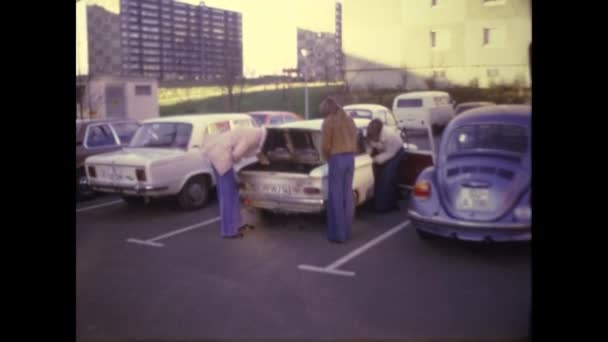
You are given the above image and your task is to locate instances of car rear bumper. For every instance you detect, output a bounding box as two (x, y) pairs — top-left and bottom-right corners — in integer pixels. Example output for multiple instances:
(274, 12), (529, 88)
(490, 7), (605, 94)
(408, 210), (531, 242)
(240, 193), (325, 213)
(89, 180), (170, 197)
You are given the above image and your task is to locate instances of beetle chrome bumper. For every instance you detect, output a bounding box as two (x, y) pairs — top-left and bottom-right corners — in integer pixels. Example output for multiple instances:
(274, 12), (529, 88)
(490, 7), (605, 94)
(408, 210), (531, 242)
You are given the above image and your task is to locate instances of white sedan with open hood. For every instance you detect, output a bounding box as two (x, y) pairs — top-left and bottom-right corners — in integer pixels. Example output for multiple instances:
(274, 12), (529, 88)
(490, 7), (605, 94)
(85, 113), (256, 210)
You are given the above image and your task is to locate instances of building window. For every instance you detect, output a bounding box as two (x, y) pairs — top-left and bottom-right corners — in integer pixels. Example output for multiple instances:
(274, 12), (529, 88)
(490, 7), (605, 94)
(135, 85), (152, 96)
(430, 30), (450, 50)
(482, 26), (505, 47)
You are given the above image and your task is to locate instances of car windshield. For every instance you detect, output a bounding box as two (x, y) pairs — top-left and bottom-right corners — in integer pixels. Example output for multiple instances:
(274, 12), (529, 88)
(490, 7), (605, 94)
(345, 109), (373, 119)
(446, 124), (528, 155)
(250, 114), (266, 126)
(129, 122), (192, 149)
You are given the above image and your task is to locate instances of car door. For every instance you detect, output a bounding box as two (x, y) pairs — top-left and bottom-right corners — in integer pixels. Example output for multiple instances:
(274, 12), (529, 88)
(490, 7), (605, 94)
(397, 122), (435, 191)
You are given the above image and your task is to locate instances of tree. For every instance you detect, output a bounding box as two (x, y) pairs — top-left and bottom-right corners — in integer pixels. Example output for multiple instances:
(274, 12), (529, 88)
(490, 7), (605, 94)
(220, 46), (241, 111)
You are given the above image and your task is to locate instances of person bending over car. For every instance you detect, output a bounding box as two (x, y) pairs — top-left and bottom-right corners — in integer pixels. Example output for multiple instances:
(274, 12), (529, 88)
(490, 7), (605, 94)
(366, 118), (406, 213)
(202, 126), (268, 239)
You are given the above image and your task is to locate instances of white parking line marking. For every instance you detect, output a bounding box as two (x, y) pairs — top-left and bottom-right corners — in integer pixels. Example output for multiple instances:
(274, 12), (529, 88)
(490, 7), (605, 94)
(125, 239), (164, 247)
(298, 265), (355, 277)
(298, 220), (411, 277)
(126, 216), (221, 247)
(76, 200), (123, 213)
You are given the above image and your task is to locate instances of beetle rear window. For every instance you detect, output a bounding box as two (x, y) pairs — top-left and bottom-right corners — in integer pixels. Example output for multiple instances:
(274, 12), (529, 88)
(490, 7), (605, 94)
(446, 124), (528, 154)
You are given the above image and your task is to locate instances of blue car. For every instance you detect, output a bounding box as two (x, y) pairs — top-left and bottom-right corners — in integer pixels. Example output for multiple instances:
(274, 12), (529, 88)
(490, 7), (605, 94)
(407, 105), (531, 242)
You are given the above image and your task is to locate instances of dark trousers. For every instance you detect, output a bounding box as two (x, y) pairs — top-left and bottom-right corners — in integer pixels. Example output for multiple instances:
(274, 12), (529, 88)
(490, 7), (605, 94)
(374, 148), (406, 212)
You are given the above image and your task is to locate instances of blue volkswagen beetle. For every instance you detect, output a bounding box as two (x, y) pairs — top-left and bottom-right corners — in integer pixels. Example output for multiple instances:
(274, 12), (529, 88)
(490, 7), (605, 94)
(407, 105), (531, 242)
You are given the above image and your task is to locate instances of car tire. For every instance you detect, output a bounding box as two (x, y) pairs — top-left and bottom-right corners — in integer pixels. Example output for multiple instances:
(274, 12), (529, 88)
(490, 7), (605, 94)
(121, 196), (145, 206)
(177, 175), (210, 210)
(76, 168), (96, 200)
(416, 229), (438, 240)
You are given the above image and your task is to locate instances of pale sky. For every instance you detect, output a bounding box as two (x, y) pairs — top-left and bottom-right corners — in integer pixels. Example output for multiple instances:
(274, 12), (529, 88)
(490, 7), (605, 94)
(183, 0), (337, 76)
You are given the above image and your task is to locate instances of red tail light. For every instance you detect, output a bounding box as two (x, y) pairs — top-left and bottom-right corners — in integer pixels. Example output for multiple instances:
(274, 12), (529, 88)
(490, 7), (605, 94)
(303, 187), (321, 195)
(413, 181), (431, 199)
(135, 169), (146, 182)
(87, 166), (96, 178)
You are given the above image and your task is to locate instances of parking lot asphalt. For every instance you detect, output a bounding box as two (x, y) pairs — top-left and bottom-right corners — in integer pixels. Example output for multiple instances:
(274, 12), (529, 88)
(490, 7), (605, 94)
(76, 191), (530, 340)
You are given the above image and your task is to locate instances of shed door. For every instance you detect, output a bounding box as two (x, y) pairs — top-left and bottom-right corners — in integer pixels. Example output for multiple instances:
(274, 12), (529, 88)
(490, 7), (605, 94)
(105, 84), (126, 118)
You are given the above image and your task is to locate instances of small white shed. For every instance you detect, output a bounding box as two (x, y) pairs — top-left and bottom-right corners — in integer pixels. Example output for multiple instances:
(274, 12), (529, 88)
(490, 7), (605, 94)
(76, 75), (159, 121)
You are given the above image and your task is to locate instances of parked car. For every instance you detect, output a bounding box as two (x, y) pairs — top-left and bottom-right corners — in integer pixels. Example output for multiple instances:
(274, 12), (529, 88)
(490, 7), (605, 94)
(249, 111), (303, 127)
(343, 104), (407, 141)
(392, 91), (455, 133)
(407, 105), (531, 242)
(85, 113), (257, 210)
(238, 119), (376, 215)
(76, 118), (140, 199)
(454, 101), (496, 116)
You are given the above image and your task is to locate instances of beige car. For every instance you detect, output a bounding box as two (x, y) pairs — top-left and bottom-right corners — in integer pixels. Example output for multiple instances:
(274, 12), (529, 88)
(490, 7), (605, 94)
(85, 113), (257, 210)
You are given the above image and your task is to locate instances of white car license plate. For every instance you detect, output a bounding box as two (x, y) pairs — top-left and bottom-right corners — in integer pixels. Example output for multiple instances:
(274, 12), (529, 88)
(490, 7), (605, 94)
(260, 184), (292, 195)
(457, 188), (490, 211)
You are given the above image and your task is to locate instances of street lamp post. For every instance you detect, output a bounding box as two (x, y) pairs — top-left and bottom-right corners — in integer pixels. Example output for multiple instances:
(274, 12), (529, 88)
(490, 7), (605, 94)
(300, 48), (310, 120)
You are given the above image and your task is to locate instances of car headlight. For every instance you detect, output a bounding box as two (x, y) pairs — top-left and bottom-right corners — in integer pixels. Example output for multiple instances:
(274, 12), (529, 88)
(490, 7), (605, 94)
(514, 205), (532, 220)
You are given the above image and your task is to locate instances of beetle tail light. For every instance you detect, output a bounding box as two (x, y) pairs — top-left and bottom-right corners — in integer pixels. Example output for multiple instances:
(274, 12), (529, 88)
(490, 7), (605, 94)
(413, 180), (431, 199)
(135, 169), (146, 182)
(303, 187), (321, 195)
(87, 166), (97, 178)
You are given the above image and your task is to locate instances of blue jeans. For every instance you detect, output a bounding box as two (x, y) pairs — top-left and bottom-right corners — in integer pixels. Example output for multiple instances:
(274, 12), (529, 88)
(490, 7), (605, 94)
(327, 153), (355, 242)
(212, 167), (242, 237)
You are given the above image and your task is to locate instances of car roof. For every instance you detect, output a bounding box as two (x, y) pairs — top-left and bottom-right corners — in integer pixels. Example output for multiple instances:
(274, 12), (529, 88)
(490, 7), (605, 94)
(451, 105), (531, 127)
(279, 118), (370, 130)
(142, 113), (252, 125)
(343, 104), (390, 111)
(394, 91), (450, 99)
